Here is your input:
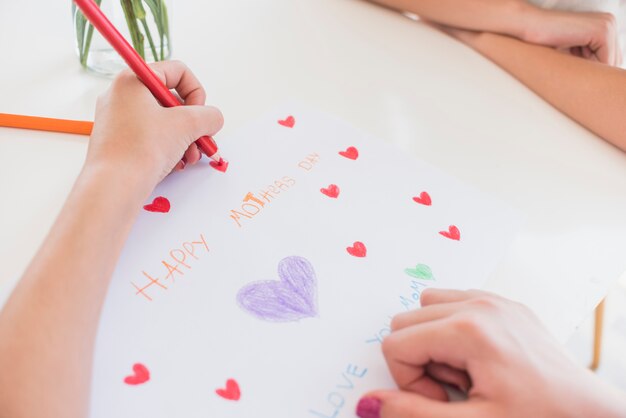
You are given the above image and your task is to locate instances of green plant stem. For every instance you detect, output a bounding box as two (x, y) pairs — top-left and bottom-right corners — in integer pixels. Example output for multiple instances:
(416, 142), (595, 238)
(132, 0), (159, 62)
(120, 0), (145, 59)
(76, 0), (102, 68)
(81, 23), (97, 67)
(161, 1), (170, 59)
(139, 18), (159, 61)
(142, 0), (169, 61)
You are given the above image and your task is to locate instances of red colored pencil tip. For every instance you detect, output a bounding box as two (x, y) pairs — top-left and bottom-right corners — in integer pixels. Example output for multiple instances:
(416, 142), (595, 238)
(209, 153), (223, 163)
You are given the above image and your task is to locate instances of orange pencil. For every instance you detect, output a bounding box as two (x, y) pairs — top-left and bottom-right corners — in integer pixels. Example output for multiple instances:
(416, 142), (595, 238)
(0, 113), (93, 136)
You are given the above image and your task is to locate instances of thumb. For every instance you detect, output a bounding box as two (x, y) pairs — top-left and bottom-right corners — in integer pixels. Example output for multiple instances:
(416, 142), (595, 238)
(169, 105), (224, 146)
(357, 390), (480, 418)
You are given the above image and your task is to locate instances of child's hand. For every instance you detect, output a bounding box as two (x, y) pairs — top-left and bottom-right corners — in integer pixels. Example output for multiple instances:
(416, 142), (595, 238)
(358, 289), (626, 418)
(525, 10), (621, 66)
(86, 60), (224, 193)
(438, 8), (621, 67)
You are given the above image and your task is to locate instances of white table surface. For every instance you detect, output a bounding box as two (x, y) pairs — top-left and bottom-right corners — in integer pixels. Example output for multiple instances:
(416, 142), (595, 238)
(1, 0), (625, 343)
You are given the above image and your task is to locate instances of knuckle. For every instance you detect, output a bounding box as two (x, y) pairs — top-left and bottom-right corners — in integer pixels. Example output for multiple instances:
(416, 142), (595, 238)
(599, 13), (616, 31)
(470, 295), (499, 310)
(452, 314), (485, 339)
(169, 59), (185, 68)
(206, 106), (225, 129)
(389, 315), (404, 331)
(419, 288), (436, 305)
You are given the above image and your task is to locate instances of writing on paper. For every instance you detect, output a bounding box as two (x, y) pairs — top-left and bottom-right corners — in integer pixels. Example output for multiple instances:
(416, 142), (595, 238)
(131, 233), (209, 301)
(366, 264), (435, 344)
(298, 153), (320, 171)
(229, 176), (296, 228)
(309, 364), (368, 418)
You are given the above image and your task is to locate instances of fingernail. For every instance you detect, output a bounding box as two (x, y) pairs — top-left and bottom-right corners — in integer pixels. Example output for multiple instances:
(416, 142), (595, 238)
(356, 397), (381, 418)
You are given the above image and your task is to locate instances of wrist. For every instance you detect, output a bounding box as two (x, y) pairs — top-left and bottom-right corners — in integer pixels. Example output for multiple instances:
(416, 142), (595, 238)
(521, 7), (574, 46)
(514, 3), (555, 44)
(502, 0), (543, 41)
(79, 160), (156, 208)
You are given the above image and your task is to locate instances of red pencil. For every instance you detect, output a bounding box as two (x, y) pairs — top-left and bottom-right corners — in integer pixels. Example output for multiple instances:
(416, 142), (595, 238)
(73, 0), (222, 162)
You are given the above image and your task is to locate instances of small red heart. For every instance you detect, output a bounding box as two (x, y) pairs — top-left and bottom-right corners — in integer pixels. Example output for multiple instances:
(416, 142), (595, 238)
(412, 191), (432, 206)
(143, 197), (170, 213)
(439, 225), (461, 241)
(320, 184), (340, 198)
(347, 241), (367, 257)
(216, 379), (241, 401)
(210, 158), (229, 173)
(124, 363), (150, 385)
(339, 146), (359, 160)
(278, 115), (295, 128)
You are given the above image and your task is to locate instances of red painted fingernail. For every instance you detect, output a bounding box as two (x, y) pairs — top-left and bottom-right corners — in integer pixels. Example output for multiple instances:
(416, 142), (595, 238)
(356, 397), (381, 418)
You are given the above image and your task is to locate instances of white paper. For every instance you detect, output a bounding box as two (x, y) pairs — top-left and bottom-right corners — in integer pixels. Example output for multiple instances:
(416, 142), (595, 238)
(90, 104), (521, 418)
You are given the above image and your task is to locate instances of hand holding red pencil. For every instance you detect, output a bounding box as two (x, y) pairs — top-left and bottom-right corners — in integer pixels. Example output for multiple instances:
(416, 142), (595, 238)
(88, 60), (223, 186)
(73, 0), (223, 163)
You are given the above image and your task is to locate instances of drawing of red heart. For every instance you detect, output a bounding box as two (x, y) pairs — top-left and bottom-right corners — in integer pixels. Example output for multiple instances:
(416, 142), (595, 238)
(143, 197), (170, 213)
(320, 184), (340, 198)
(210, 158), (229, 173)
(216, 379), (241, 401)
(439, 225), (461, 241)
(347, 241), (367, 257)
(124, 363), (150, 385)
(339, 146), (359, 160)
(412, 191), (432, 206)
(278, 115), (295, 128)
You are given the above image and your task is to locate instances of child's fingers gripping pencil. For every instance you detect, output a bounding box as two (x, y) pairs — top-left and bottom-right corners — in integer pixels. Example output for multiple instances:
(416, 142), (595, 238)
(73, 0), (223, 163)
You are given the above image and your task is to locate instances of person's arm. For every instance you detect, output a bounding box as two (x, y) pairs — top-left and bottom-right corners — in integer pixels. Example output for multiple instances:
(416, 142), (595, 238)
(365, 0), (621, 65)
(357, 289), (626, 418)
(450, 29), (626, 152)
(367, 0), (533, 38)
(0, 61), (223, 418)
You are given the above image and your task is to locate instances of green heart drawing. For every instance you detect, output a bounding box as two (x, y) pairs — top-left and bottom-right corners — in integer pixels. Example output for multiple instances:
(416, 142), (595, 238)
(404, 264), (434, 280)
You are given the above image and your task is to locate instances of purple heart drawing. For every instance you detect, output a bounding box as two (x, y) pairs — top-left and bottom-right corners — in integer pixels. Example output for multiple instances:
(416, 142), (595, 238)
(237, 256), (318, 322)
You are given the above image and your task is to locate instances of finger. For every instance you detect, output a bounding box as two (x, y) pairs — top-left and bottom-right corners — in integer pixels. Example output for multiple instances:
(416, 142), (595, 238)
(594, 44), (611, 65)
(426, 362), (471, 393)
(149, 60), (207, 106)
(183, 144), (202, 165)
(581, 47), (593, 60)
(570, 46), (583, 58)
(420, 288), (485, 306)
(421, 289), (503, 306)
(174, 160), (186, 172)
(168, 105), (224, 146)
(391, 302), (464, 331)
(382, 319), (473, 389)
(359, 391), (481, 418)
(399, 373), (449, 401)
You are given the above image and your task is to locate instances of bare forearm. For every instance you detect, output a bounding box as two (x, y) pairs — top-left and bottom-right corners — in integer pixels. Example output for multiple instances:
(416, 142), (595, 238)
(0, 164), (149, 418)
(366, 0), (535, 39)
(465, 32), (626, 151)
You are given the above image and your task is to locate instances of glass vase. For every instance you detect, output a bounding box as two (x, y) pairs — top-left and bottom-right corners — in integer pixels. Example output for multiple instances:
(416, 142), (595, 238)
(72, 0), (172, 76)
